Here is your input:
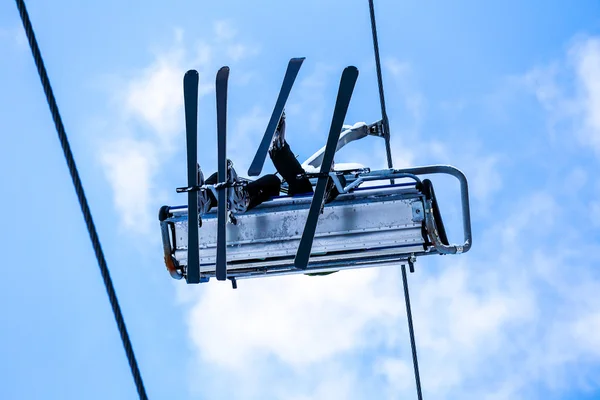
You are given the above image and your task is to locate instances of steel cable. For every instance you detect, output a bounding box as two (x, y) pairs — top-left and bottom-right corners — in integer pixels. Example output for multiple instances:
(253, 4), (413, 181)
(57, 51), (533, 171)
(369, 1), (424, 398)
(368, 0), (394, 176)
(14, 1), (149, 398)
(402, 264), (424, 400)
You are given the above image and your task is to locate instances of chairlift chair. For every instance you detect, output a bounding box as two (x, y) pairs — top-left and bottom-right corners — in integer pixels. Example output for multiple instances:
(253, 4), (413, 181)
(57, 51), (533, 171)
(158, 60), (472, 288)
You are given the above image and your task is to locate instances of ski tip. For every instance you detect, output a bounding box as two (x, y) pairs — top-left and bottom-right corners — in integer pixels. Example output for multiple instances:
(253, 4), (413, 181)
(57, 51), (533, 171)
(216, 66), (230, 84)
(343, 66), (359, 76)
(184, 69), (199, 80)
(184, 70), (199, 88)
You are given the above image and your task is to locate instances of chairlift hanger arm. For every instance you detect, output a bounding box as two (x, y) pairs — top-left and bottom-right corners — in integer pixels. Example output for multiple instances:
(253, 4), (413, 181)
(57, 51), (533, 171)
(302, 120), (385, 170)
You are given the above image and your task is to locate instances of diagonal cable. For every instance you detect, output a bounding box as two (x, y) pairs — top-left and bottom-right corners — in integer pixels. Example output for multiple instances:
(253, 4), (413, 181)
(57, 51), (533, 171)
(402, 264), (424, 400)
(14, 1), (148, 398)
(369, 1), (424, 398)
(368, 0), (394, 179)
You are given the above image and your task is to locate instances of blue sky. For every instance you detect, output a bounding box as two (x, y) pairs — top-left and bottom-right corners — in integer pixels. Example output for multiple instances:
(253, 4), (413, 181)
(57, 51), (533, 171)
(1, 0), (600, 399)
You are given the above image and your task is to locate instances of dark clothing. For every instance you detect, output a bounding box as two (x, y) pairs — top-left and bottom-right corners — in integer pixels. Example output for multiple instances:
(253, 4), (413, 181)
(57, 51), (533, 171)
(206, 172), (282, 211)
(205, 141), (313, 212)
(269, 142), (313, 196)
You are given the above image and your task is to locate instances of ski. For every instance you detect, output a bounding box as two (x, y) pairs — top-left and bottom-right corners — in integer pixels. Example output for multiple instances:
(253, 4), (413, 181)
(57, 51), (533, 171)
(294, 66), (359, 270)
(247, 57), (305, 176)
(216, 66), (230, 281)
(184, 70), (200, 284)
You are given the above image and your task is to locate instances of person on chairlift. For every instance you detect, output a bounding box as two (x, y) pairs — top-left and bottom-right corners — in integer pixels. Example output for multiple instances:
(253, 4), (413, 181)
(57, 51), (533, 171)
(197, 112), (341, 215)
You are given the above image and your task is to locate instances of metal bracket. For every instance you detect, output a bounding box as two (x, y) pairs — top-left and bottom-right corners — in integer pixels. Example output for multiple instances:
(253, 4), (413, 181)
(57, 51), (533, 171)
(408, 254), (416, 273)
(368, 119), (386, 138)
(176, 184), (209, 193)
(411, 201), (424, 222)
(229, 277), (238, 289)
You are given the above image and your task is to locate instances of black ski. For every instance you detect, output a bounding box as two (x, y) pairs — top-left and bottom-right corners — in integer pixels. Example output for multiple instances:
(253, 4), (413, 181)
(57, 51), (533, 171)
(216, 66), (229, 281)
(184, 70), (200, 284)
(294, 66), (359, 270)
(248, 57), (305, 176)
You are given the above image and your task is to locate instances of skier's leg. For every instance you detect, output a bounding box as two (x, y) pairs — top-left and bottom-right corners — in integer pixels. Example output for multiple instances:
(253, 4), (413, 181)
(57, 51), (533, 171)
(270, 142), (313, 196)
(204, 171), (218, 211)
(204, 167), (280, 213)
(269, 112), (313, 196)
(244, 174), (282, 211)
(194, 165), (213, 215)
(223, 162), (282, 213)
(268, 112), (343, 202)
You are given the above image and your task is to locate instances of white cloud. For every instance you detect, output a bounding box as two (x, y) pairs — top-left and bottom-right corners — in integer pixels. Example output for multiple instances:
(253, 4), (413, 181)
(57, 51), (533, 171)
(375, 357), (415, 394)
(181, 190), (600, 399)
(96, 28), (260, 234)
(525, 36), (600, 155)
(572, 37), (600, 152)
(99, 139), (159, 233)
(186, 268), (401, 371)
(123, 52), (185, 141)
(98, 38), (186, 233)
